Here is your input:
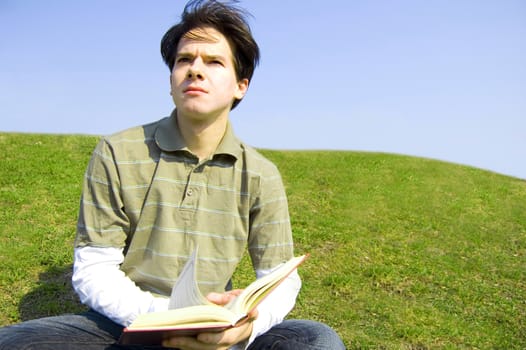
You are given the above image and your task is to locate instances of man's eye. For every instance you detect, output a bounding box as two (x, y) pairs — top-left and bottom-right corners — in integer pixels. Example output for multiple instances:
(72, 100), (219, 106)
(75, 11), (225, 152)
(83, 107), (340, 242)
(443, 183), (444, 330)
(176, 57), (190, 63)
(210, 60), (223, 66)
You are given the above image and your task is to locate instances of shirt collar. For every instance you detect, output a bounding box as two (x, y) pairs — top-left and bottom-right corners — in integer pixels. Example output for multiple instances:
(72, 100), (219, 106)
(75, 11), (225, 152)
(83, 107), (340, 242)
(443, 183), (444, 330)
(154, 109), (243, 161)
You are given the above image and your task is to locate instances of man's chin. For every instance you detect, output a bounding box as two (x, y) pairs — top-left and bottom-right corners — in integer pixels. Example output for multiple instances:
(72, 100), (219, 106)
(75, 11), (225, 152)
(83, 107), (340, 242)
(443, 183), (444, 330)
(176, 105), (230, 123)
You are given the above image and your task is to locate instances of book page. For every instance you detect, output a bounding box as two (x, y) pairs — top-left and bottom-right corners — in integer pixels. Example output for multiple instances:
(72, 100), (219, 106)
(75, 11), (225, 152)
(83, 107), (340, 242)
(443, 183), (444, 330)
(128, 304), (236, 329)
(168, 248), (212, 309)
(227, 254), (307, 316)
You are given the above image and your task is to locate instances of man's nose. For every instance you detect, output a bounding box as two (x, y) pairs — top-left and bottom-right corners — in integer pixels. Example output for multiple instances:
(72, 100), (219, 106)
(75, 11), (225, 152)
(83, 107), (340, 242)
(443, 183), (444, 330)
(187, 60), (204, 80)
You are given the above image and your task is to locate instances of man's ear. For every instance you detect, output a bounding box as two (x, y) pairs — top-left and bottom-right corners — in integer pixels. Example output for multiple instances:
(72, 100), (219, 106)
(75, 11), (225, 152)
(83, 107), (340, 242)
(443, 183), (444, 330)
(234, 78), (249, 100)
(169, 74), (173, 95)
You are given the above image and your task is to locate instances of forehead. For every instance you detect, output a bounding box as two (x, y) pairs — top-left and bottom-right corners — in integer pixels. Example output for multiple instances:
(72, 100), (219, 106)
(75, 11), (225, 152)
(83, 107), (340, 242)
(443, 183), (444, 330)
(176, 27), (234, 56)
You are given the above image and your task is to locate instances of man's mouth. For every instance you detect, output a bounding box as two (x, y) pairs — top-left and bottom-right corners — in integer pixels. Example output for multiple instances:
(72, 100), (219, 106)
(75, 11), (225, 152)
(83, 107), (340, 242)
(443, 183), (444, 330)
(184, 86), (207, 94)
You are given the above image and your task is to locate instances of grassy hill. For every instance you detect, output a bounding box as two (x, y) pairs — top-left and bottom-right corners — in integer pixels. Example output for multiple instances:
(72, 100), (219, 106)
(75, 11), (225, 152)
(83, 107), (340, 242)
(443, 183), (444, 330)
(0, 132), (524, 349)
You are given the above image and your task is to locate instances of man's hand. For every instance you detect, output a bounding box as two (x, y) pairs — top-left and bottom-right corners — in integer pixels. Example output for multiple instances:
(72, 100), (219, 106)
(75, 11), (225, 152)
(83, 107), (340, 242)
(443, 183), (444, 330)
(162, 289), (258, 350)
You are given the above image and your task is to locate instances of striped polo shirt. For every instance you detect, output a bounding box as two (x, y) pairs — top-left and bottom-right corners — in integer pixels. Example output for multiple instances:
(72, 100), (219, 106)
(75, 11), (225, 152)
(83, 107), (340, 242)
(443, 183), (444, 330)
(75, 111), (294, 296)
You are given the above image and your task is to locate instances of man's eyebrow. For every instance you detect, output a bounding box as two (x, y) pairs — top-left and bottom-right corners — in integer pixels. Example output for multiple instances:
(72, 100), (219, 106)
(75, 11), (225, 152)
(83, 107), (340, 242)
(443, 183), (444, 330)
(176, 51), (227, 60)
(175, 52), (194, 58)
(205, 54), (227, 61)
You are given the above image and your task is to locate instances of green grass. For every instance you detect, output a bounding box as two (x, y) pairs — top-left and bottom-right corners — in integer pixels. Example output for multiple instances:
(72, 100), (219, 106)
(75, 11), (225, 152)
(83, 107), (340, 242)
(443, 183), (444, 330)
(1, 133), (525, 349)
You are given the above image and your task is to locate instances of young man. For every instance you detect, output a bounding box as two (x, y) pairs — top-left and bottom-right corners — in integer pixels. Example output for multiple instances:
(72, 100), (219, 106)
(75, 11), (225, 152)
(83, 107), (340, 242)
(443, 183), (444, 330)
(0, 1), (345, 349)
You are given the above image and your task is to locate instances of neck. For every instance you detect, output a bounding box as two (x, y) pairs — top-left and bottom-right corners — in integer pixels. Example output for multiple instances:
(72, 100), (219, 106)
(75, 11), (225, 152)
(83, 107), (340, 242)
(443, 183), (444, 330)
(176, 111), (228, 161)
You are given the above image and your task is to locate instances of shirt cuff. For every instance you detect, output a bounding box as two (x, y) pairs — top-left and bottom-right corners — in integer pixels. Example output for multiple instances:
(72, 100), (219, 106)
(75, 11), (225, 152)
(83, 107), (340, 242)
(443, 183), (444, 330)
(244, 269), (301, 348)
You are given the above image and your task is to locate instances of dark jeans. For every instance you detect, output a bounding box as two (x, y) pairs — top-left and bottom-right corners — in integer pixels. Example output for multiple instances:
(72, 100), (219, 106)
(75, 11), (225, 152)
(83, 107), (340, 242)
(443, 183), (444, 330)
(0, 310), (345, 349)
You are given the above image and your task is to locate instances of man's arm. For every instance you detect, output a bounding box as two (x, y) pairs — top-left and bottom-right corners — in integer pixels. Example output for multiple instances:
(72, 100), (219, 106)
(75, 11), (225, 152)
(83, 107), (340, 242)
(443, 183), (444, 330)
(235, 156), (300, 348)
(72, 246), (169, 326)
(73, 137), (171, 326)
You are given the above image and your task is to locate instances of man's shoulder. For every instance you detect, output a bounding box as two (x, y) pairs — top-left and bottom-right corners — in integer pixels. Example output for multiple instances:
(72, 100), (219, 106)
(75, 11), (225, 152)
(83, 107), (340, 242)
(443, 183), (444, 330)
(94, 117), (169, 160)
(240, 143), (281, 176)
(104, 117), (167, 144)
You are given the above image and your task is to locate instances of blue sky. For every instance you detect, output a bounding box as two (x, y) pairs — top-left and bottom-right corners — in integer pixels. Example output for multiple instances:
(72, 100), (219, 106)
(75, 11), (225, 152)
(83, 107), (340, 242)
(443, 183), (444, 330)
(1, 1), (525, 179)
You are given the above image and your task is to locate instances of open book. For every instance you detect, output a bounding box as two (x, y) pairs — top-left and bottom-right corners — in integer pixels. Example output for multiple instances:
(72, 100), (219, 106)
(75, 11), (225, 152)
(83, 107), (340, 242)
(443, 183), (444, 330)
(119, 250), (308, 345)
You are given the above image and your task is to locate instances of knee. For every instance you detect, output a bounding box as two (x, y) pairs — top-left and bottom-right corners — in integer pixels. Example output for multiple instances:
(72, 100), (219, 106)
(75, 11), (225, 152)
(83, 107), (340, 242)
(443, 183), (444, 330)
(268, 319), (346, 349)
(299, 320), (345, 348)
(0, 324), (34, 350)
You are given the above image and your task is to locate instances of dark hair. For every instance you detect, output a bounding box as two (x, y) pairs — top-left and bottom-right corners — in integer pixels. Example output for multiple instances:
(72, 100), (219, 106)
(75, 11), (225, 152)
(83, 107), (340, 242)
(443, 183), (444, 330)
(161, 0), (260, 109)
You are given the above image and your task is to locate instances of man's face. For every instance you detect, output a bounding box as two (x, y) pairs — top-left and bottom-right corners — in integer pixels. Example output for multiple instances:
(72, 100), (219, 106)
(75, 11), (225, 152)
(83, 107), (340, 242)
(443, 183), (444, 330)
(170, 27), (248, 122)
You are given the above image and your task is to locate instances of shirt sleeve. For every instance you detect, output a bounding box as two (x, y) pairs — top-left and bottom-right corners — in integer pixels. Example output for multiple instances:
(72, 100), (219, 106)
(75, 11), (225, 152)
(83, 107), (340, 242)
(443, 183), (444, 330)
(72, 246), (169, 326)
(247, 163), (295, 271)
(75, 138), (129, 249)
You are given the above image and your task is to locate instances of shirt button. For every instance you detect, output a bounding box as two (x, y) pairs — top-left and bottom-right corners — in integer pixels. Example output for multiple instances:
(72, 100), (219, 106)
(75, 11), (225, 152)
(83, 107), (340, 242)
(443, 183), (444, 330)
(187, 189), (193, 196)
